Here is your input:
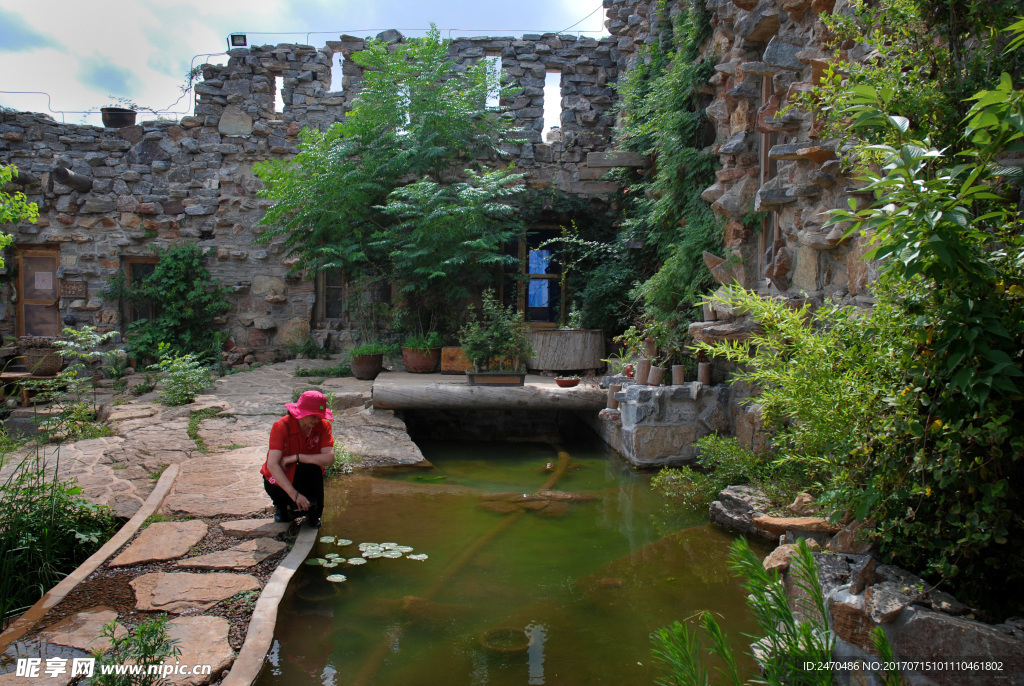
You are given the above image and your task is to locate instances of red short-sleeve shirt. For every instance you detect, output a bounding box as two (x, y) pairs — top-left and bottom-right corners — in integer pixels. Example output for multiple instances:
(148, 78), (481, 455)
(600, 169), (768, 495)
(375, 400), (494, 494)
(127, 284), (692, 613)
(259, 412), (334, 485)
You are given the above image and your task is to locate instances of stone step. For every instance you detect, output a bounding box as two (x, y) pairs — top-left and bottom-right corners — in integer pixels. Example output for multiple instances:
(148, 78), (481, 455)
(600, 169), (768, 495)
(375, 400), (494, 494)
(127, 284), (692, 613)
(109, 520), (208, 567)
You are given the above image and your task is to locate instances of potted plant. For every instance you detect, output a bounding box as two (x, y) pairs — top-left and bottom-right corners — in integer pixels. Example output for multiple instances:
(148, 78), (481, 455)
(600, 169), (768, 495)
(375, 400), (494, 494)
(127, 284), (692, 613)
(100, 97), (152, 129)
(458, 291), (534, 386)
(348, 342), (398, 381)
(401, 332), (443, 373)
(554, 374), (580, 388)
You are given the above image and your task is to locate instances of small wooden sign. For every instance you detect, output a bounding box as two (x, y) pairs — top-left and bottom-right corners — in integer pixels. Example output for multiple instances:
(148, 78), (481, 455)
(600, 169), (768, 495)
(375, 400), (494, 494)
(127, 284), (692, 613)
(59, 281), (88, 298)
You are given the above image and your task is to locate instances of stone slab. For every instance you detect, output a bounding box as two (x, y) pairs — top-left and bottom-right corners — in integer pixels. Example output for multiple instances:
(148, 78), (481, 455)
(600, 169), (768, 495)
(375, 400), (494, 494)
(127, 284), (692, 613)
(177, 538), (286, 570)
(166, 616), (235, 686)
(110, 521), (208, 567)
(220, 519), (291, 539)
(131, 572), (260, 613)
(162, 448), (269, 517)
(36, 607), (126, 652)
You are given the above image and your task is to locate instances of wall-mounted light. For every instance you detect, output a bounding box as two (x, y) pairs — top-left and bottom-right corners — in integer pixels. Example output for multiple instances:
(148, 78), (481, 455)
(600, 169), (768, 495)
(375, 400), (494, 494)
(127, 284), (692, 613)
(228, 34), (248, 48)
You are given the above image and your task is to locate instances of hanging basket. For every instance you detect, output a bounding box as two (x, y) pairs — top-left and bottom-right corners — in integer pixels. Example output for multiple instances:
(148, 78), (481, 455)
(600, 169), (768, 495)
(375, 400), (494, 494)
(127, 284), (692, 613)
(21, 348), (63, 376)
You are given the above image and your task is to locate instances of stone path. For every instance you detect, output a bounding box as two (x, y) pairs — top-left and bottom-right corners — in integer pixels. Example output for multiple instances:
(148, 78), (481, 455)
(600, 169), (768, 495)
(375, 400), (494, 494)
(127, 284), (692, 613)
(1, 356), (427, 685)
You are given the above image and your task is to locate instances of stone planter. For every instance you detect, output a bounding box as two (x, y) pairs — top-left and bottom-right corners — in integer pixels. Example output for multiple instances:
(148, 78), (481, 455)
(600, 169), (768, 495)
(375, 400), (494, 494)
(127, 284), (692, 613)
(350, 354), (384, 380)
(441, 346), (472, 375)
(401, 347), (440, 373)
(466, 372), (526, 387)
(526, 329), (604, 372)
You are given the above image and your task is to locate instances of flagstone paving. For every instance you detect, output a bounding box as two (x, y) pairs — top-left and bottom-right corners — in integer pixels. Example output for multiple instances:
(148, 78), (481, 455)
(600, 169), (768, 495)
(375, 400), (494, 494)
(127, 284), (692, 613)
(177, 538), (287, 570)
(108, 521), (208, 567)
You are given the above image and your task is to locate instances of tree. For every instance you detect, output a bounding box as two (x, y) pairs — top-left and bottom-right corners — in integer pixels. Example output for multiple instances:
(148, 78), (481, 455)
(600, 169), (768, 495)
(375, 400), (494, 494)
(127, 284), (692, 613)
(254, 27), (525, 335)
(0, 164), (39, 268)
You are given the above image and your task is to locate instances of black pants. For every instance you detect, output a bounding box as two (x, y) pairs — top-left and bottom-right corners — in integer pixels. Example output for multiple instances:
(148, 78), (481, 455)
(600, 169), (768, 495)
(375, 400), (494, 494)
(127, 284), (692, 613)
(263, 463), (324, 519)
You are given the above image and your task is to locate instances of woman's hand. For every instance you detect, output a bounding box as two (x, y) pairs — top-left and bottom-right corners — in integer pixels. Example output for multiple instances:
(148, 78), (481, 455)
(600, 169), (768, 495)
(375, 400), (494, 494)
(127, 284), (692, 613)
(292, 491), (311, 511)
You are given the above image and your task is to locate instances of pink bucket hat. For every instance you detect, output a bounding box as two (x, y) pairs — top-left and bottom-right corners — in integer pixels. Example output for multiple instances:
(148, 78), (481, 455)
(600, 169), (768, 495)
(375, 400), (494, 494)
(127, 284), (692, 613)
(286, 390), (333, 421)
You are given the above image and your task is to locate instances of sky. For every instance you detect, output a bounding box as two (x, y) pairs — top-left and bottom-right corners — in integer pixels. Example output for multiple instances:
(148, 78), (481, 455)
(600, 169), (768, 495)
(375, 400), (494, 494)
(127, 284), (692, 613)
(0, 0), (607, 128)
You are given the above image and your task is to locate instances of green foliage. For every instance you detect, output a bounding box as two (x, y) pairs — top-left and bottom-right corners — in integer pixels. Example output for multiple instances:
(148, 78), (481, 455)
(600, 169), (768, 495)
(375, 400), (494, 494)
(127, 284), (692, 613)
(149, 345), (212, 406)
(111, 244), (232, 363)
(652, 435), (799, 512)
(652, 539), (835, 685)
(325, 444), (361, 477)
(349, 342), (400, 358)
(0, 451), (118, 628)
(294, 362), (352, 378)
(254, 27), (524, 336)
(288, 335), (332, 360)
(0, 164), (37, 267)
(291, 387), (336, 407)
(402, 331), (443, 351)
(797, 0), (1024, 151)
(458, 290), (534, 372)
(92, 615), (181, 686)
(612, 0), (722, 335)
(818, 67), (1024, 614)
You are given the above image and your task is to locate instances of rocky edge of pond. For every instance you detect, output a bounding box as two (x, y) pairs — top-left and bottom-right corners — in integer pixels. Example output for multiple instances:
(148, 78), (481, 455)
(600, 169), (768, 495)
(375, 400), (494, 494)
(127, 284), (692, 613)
(711, 485), (1024, 683)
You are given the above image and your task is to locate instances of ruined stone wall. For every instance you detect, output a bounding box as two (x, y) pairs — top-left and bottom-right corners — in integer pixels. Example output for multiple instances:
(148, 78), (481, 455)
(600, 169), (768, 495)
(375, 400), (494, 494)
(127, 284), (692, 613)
(0, 31), (622, 358)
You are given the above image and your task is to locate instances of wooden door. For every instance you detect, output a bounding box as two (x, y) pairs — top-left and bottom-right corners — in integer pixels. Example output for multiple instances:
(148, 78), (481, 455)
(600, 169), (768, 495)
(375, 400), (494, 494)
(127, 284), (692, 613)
(16, 247), (61, 338)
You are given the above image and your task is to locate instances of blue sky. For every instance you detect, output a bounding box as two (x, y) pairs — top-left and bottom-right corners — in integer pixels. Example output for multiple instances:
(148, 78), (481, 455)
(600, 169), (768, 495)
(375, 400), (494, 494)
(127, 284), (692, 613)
(0, 0), (606, 127)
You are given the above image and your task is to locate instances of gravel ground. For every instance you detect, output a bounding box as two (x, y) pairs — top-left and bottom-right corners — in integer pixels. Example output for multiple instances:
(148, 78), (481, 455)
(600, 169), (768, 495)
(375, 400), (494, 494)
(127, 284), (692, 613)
(32, 513), (297, 651)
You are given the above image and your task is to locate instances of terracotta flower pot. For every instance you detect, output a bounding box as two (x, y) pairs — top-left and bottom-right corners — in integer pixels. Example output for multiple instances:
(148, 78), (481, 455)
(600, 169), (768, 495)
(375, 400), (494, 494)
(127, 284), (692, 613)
(671, 365), (686, 385)
(554, 377), (580, 388)
(402, 347), (441, 373)
(100, 107), (137, 128)
(606, 383), (621, 409)
(697, 362), (712, 385)
(634, 358), (651, 385)
(350, 353), (384, 380)
(647, 365), (666, 386)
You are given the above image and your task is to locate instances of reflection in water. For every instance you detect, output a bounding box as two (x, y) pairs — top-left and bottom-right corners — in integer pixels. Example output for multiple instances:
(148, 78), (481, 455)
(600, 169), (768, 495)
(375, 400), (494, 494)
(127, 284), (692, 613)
(526, 622), (547, 685)
(256, 440), (764, 686)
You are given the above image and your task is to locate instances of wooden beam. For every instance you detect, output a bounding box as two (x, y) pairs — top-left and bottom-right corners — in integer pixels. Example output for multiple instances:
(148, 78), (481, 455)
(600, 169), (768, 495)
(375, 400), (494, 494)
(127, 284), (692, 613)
(372, 378), (605, 411)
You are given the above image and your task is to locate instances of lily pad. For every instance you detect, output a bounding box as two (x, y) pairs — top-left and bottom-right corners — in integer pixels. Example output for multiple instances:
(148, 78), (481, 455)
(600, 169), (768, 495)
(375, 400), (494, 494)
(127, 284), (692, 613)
(380, 542), (398, 550)
(362, 550), (383, 559)
(407, 554), (429, 561)
(381, 550), (403, 558)
(325, 553), (340, 559)
(325, 574), (348, 583)
(358, 542), (380, 551)
(336, 539), (353, 546)
(347, 558), (367, 565)
(319, 536), (336, 544)
(323, 562), (339, 568)
(305, 558), (328, 566)
(395, 546), (414, 553)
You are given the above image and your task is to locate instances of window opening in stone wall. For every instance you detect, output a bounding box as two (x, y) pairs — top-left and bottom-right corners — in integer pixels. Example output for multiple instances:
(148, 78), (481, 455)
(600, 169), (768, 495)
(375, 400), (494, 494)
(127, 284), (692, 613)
(315, 268), (347, 325)
(124, 257), (159, 326)
(523, 228), (562, 328)
(329, 52), (344, 93)
(274, 75), (284, 114)
(542, 71), (563, 143)
(484, 54), (501, 109)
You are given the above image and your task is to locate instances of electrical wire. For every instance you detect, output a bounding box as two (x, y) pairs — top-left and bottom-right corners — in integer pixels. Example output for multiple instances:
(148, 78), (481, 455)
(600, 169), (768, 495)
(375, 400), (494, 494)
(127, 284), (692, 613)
(558, 3), (604, 35)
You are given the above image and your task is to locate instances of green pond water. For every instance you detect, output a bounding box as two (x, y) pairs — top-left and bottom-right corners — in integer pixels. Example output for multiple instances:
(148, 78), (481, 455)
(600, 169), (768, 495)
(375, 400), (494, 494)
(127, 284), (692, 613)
(256, 439), (765, 686)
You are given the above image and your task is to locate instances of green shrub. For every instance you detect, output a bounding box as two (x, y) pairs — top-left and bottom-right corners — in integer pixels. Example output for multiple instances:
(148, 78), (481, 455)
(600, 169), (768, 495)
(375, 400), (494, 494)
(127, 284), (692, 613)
(402, 331), (443, 351)
(325, 444), (361, 477)
(295, 362), (352, 378)
(652, 435), (799, 512)
(349, 342), (400, 358)
(458, 290), (534, 372)
(0, 451), (118, 628)
(92, 615), (181, 686)
(149, 347), (212, 406)
(107, 244), (231, 363)
(288, 334), (332, 360)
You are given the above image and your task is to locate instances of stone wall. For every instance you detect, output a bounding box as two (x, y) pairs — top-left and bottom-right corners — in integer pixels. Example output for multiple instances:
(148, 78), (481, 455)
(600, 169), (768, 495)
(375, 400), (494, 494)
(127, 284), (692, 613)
(0, 30), (624, 358)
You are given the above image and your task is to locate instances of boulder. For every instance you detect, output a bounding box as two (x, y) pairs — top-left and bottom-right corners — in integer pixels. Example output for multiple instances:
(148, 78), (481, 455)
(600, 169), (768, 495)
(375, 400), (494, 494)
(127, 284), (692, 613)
(709, 485), (775, 540)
